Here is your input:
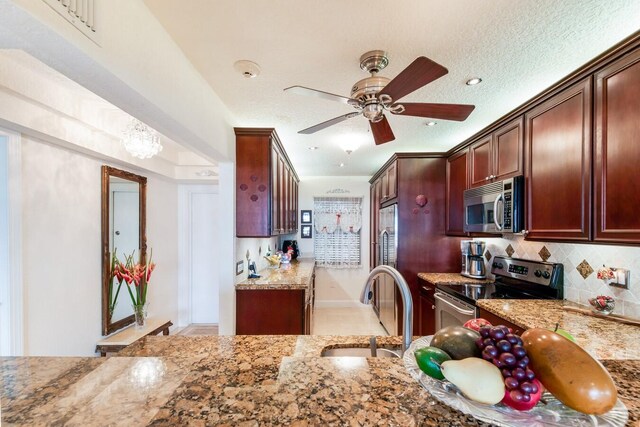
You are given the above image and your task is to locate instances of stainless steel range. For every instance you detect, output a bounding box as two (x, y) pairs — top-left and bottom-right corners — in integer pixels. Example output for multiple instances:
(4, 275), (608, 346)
(435, 256), (564, 330)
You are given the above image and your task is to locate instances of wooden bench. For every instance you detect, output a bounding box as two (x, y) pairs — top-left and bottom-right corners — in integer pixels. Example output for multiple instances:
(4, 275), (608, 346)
(96, 318), (173, 356)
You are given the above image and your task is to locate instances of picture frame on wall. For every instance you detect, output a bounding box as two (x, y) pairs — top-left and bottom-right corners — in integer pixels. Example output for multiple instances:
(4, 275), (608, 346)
(301, 224), (312, 239)
(301, 210), (312, 224)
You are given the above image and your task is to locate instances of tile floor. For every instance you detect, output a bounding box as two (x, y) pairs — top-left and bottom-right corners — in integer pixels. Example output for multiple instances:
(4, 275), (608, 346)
(312, 306), (388, 336)
(176, 307), (387, 336)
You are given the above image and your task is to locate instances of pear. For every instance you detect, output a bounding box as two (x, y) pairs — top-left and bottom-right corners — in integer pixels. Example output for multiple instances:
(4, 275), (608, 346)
(441, 357), (505, 405)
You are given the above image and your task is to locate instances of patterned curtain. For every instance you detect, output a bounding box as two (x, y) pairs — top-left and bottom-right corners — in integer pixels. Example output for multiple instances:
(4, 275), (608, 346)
(313, 197), (362, 268)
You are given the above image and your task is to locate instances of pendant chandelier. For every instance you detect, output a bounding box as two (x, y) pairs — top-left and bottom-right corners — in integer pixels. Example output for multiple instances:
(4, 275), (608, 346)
(122, 119), (163, 159)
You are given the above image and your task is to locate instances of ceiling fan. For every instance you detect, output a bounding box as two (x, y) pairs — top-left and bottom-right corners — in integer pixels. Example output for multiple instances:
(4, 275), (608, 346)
(284, 50), (475, 145)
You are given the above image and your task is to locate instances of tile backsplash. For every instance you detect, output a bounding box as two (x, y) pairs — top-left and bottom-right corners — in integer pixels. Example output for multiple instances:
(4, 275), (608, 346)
(476, 236), (640, 318)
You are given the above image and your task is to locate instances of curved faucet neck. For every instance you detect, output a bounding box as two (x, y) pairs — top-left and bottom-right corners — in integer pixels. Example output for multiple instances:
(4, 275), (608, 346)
(361, 265), (413, 356)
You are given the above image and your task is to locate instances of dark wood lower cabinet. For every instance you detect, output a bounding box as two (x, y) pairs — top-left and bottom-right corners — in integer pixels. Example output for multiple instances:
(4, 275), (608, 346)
(418, 280), (436, 336)
(478, 308), (525, 336)
(236, 289), (310, 335)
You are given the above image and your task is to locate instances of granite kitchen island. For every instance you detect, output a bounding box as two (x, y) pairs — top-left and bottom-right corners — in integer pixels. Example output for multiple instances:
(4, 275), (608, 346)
(1, 332), (639, 426)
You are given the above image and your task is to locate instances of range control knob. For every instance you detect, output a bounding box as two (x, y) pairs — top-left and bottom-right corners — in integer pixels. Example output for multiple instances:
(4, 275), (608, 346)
(493, 262), (503, 269)
(534, 270), (542, 277)
(542, 271), (551, 279)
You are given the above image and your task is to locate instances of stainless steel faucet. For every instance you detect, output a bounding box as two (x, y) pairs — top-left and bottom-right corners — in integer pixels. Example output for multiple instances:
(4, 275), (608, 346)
(360, 265), (413, 357)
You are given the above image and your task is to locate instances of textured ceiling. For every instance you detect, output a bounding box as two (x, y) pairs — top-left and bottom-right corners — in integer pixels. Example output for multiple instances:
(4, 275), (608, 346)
(144, 0), (640, 177)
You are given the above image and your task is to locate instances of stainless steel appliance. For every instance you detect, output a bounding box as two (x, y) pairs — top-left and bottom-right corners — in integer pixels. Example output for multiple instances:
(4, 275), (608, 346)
(463, 175), (524, 234)
(377, 204), (398, 335)
(460, 240), (487, 279)
(435, 256), (563, 330)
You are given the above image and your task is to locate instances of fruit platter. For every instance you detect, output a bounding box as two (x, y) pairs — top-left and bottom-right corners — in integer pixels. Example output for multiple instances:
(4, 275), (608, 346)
(403, 321), (628, 426)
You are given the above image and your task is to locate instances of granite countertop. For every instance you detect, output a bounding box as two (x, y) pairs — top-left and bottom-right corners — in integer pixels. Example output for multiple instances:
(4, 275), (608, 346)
(477, 299), (640, 360)
(418, 272), (494, 285)
(2, 334), (638, 426)
(235, 259), (314, 290)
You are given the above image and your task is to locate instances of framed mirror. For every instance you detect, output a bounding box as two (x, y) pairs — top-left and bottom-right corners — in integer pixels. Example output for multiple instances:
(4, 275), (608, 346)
(101, 166), (147, 335)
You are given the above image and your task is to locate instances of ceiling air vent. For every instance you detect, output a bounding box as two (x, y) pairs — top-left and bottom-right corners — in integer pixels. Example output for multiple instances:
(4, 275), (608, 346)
(41, 0), (99, 44)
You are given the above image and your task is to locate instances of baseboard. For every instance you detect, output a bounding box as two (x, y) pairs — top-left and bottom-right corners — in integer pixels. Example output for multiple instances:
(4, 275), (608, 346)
(314, 300), (370, 309)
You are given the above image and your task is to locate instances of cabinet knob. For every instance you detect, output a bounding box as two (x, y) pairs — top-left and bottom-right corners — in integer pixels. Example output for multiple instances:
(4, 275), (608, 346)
(431, 305), (435, 310)
(485, 176), (490, 181)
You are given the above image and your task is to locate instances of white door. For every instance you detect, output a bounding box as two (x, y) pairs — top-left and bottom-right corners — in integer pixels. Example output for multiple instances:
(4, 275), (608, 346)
(0, 136), (9, 355)
(190, 192), (219, 323)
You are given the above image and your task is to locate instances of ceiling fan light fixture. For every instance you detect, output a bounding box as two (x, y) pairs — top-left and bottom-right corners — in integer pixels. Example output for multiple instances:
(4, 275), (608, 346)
(466, 77), (482, 86)
(363, 103), (383, 121)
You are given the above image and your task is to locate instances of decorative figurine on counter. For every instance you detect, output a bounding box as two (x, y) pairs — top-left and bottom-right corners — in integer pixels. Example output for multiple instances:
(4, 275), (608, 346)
(248, 261), (261, 279)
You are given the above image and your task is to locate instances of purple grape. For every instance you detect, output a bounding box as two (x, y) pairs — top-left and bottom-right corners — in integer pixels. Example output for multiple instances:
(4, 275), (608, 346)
(509, 389), (525, 402)
(520, 382), (533, 394)
(475, 337), (486, 350)
(516, 356), (530, 369)
(512, 345), (527, 359)
(500, 325), (511, 334)
(484, 345), (498, 358)
(493, 357), (504, 369)
(482, 350), (494, 361)
(531, 383), (539, 394)
(490, 328), (506, 341)
(483, 338), (495, 347)
(522, 393), (531, 403)
(502, 368), (512, 378)
(505, 377), (519, 390)
(499, 352), (517, 367)
(479, 325), (492, 338)
(496, 340), (512, 353)
(512, 368), (526, 381)
(505, 334), (519, 345)
(526, 369), (536, 381)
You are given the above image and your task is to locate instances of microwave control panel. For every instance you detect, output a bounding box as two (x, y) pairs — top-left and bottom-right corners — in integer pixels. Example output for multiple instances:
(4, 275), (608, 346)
(503, 192), (512, 230)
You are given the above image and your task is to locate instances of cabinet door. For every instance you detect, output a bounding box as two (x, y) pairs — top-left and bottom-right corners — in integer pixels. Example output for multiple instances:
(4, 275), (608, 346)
(278, 157), (286, 234)
(446, 149), (469, 236)
(493, 116), (523, 181)
(419, 294), (436, 336)
(386, 161), (398, 200)
(525, 78), (592, 241)
(469, 135), (493, 188)
(271, 147), (281, 235)
(594, 50), (640, 243)
(380, 169), (389, 202)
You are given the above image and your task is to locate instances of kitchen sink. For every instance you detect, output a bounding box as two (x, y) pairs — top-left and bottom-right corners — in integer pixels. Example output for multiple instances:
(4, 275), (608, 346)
(320, 347), (400, 358)
(320, 337), (402, 358)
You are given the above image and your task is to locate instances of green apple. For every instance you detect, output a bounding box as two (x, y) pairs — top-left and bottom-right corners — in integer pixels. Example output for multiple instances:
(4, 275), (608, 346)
(414, 346), (451, 380)
(553, 323), (576, 342)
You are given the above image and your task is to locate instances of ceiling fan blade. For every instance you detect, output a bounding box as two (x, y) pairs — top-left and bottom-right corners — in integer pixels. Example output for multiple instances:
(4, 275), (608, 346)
(378, 57), (448, 102)
(284, 85), (357, 105)
(298, 112), (361, 134)
(370, 115), (395, 145)
(393, 103), (475, 121)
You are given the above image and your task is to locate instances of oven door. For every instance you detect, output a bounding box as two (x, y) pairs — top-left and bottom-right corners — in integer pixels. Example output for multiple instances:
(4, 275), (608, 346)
(434, 291), (477, 330)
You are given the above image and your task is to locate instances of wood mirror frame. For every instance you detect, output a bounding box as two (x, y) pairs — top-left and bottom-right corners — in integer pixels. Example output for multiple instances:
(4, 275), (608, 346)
(101, 166), (147, 335)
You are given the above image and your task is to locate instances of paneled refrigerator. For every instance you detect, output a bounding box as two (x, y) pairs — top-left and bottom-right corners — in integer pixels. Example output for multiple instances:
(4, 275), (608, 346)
(377, 204), (398, 334)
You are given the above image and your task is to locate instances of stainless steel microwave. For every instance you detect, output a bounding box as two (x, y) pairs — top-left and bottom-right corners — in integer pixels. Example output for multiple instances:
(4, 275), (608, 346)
(463, 175), (524, 234)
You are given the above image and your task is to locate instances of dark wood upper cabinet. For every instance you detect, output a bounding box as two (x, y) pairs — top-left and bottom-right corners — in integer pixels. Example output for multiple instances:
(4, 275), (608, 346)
(469, 117), (523, 188)
(493, 116), (524, 181)
(524, 78), (592, 241)
(594, 50), (640, 243)
(386, 161), (398, 200)
(469, 135), (493, 188)
(235, 128), (299, 237)
(446, 149), (469, 236)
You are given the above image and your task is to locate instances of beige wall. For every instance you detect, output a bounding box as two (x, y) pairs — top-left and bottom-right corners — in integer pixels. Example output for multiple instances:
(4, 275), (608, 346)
(297, 176), (371, 307)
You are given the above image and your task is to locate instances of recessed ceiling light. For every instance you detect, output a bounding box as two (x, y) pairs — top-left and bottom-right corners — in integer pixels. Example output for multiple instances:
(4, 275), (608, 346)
(339, 162), (345, 168)
(308, 146), (319, 150)
(466, 77), (482, 86)
(426, 121), (437, 127)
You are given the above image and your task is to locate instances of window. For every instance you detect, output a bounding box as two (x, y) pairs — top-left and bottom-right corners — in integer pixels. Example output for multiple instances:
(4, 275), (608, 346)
(313, 197), (362, 268)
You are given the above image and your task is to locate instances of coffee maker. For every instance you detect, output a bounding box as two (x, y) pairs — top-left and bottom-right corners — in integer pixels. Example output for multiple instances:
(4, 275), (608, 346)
(460, 240), (487, 279)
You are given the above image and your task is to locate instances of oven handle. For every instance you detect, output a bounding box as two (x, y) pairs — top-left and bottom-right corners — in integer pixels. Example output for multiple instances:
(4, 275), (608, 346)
(434, 292), (476, 316)
(493, 193), (504, 231)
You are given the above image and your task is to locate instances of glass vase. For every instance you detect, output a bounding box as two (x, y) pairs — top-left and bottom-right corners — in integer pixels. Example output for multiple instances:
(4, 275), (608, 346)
(132, 303), (148, 328)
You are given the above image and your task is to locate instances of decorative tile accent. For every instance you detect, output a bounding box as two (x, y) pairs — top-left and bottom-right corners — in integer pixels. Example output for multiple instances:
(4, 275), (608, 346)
(538, 246), (551, 262)
(484, 250), (492, 261)
(505, 244), (515, 257)
(576, 259), (594, 279)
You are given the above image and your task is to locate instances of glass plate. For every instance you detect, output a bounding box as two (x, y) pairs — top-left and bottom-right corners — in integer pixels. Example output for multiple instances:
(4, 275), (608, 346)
(403, 336), (628, 427)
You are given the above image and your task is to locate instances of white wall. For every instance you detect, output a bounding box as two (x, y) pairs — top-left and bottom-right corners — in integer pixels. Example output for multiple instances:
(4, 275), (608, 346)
(21, 136), (179, 356)
(297, 176), (371, 307)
